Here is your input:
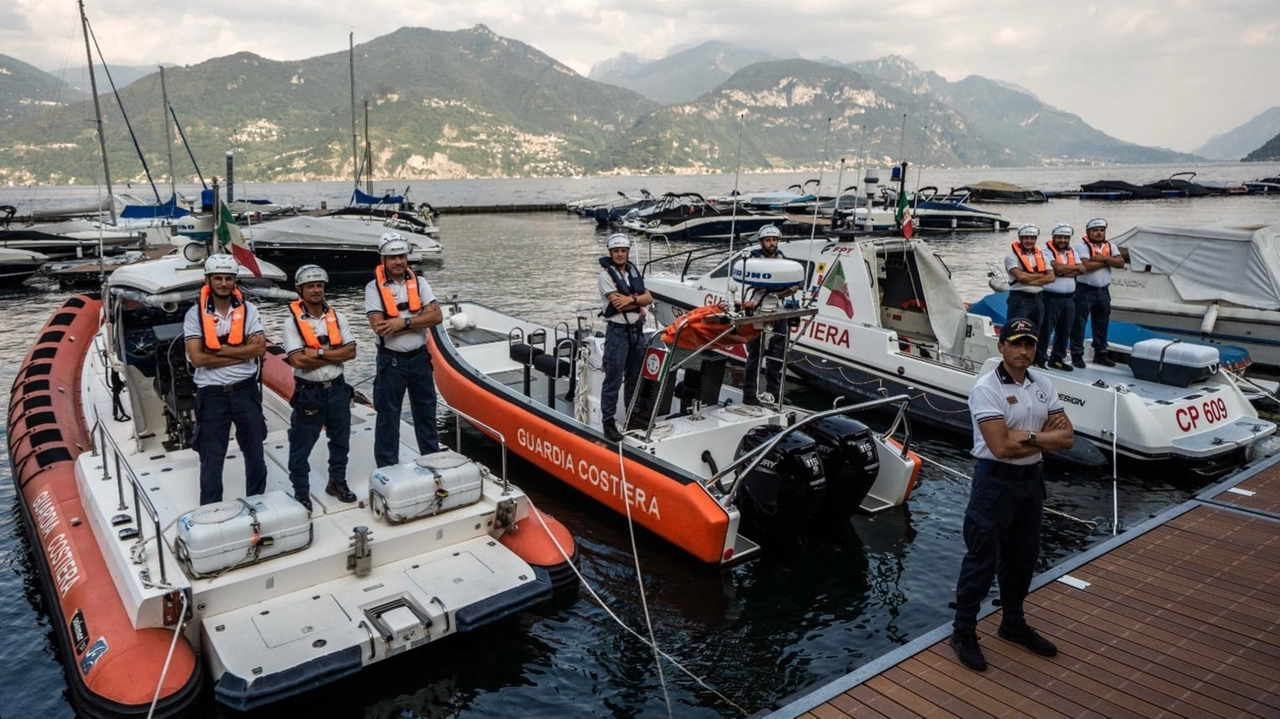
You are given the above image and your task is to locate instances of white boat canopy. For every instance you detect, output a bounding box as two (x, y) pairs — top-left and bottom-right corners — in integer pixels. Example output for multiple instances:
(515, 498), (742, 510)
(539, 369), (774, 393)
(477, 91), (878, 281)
(1112, 224), (1280, 310)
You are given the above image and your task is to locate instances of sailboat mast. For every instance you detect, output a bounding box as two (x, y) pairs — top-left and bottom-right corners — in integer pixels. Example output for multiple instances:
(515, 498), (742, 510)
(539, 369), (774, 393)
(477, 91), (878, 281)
(363, 100), (372, 194)
(349, 32), (359, 190)
(160, 65), (176, 200)
(79, 0), (116, 225)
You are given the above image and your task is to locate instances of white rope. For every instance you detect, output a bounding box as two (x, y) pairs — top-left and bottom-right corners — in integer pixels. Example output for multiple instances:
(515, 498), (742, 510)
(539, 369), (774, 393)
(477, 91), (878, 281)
(528, 507), (748, 715)
(147, 588), (188, 719)
(616, 439), (673, 718)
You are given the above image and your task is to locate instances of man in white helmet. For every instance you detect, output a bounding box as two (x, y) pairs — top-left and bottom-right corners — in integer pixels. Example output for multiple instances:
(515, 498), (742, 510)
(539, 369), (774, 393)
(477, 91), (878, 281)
(1037, 223), (1085, 371)
(365, 232), (442, 467)
(742, 225), (792, 404)
(283, 264), (358, 511)
(597, 233), (652, 442)
(1070, 217), (1123, 368)
(1004, 224), (1054, 350)
(183, 254), (268, 505)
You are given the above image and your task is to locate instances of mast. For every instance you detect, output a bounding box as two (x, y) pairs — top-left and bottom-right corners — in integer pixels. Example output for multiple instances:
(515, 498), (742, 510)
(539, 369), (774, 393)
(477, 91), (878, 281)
(363, 100), (372, 194)
(160, 65), (176, 200)
(349, 32), (359, 190)
(79, 0), (116, 225)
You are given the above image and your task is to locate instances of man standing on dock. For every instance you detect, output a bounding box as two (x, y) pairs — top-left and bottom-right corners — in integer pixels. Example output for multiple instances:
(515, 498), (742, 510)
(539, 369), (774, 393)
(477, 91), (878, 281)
(284, 264), (358, 511)
(1005, 224), (1055, 355)
(366, 232), (442, 467)
(1038, 224), (1085, 370)
(184, 254), (268, 506)
(951, 317), (1073, 671)
(1071, 217), (1124, 368)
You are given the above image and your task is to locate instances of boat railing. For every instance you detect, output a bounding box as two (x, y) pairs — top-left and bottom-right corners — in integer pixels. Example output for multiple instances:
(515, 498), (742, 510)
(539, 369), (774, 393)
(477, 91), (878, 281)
(445, 404), (511, 495)
(710, 394), (914, 505)
(640, 243), (745, 282)
(89, 409), (174, 587)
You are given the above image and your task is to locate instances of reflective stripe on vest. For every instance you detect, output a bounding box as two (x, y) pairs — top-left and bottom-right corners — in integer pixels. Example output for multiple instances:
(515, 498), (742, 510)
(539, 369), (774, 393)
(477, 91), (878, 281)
(1011, 241), (1046, 273)
(289, 300), (342, 349)
(375, 264), (421, 318)
(200, 285), (245, 351)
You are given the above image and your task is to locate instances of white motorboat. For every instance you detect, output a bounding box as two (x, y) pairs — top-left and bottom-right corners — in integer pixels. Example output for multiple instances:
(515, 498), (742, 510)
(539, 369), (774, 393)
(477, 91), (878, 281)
(9, 252), (576, 715)
(0, 247), (50, 286)
(0, 218), (147, 260)
(644, 237), (1278, 474)
(427, 294), (923, 565)
(1108, 224), (1280, 372)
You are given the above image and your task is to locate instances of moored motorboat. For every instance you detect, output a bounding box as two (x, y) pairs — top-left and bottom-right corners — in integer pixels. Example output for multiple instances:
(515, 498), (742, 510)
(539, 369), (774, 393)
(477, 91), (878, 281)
(427, 294), (922, 565)
(237, 214), (441, 276)
(645, 237), (1278, 474)
(0, 247), (50, 286)
(9, 254), (575, 716)
(951, 180), (1047, 204)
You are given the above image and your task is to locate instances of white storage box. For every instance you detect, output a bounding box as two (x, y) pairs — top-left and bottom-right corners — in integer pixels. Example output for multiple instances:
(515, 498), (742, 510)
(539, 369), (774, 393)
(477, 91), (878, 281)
(370, 450), (485, 524)
(175, 491), (313, 577)
(1130, 339), (1220, 387)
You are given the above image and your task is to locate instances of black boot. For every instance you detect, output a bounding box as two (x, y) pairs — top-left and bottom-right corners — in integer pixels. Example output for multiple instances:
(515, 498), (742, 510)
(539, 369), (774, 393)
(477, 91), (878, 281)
(950, 630), (987, 671)
(325, 481), (357, 503)
(602, 419), (624, 442)
(1093, 350), (1116, 367)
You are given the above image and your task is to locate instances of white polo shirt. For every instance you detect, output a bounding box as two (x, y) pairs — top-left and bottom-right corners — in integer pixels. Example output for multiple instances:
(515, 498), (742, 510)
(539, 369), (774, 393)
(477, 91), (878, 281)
(281, 303), (356, 383)
(1041, 244), (1081, 294)
(1074, 240), (1120, 288)
(183, 299), (264, 388)
(969, 362), (1066, 466)
(364, 270), (436, 353)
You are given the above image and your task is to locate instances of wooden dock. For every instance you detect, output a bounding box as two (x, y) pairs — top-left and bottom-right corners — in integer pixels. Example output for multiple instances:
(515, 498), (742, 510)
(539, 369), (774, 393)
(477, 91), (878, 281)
(762, 454), (1280, 718)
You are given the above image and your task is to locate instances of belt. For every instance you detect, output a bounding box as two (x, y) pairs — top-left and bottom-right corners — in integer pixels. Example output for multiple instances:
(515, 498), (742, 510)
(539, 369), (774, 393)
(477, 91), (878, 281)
(295, 375), (345, 389)
(607, 320), (644, 329)
(379, 346), (426, 358)
(1043, 290), (1075, 297)
(204, 377), (258, 393)
(976, 457), (1043, 479)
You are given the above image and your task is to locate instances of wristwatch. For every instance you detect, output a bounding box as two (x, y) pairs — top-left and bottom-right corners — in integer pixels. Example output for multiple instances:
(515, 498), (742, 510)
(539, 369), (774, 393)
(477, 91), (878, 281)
(317, 348), (325, 359)
(403, 316), (412, 329)
(1026, 430), (1037, 446)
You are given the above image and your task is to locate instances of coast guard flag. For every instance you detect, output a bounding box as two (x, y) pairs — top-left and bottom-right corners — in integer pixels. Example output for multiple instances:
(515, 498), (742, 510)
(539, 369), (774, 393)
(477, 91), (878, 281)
(215, 203), (262, 277)
(895, 190), (914, 239)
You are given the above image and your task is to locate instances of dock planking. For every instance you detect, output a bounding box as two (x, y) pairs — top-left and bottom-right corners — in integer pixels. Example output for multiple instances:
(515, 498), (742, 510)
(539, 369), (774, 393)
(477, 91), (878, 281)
(763, 454), (1280, 719)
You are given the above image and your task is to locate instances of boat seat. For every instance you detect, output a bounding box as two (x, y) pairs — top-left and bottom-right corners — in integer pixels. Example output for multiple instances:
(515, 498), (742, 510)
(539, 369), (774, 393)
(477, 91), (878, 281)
(509, 343), (544, 365)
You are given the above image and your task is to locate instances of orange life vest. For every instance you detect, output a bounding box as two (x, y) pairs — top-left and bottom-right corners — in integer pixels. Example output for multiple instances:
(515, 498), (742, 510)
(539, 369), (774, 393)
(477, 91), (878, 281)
(289, 300), (342, 349)
(1084, 240), (1114, 258)
(1048, 245), (1077, 266)
(375, 264), (421, 318)
(200, 285), (245, 351)
(1010, 241), (1047, 274)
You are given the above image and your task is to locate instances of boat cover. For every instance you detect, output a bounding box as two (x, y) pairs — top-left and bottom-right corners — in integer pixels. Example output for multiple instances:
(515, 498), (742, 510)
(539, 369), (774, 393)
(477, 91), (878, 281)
(352, 188), (404, 205)
(120, 194), (190, 219)
(1112, 224), (1280, 310)
(861, 239), (969, 358)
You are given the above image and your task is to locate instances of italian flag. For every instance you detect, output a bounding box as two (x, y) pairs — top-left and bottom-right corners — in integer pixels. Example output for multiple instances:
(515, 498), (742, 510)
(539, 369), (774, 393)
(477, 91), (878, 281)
(895, 189), (914, 239)
(216, 202), (262, 277)
(822, 260), (855, 318)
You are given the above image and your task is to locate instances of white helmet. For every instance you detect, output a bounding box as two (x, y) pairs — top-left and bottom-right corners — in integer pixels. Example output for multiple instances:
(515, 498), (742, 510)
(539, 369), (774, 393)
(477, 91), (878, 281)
(757, 225), (782, 240)
(1051, 223), (1074, 237)
(606, 233), (632, 250)
(379, 231), (410, 256)
(204, 254), (238, 276)
(1086, 217), (1108, 230)
(1017, 223), (1040, 238)
(295, 264), (329, 285)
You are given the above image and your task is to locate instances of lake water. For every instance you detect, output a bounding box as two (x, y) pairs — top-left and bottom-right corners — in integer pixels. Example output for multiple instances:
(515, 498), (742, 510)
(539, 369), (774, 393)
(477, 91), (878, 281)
(2, 162), (1279, 717)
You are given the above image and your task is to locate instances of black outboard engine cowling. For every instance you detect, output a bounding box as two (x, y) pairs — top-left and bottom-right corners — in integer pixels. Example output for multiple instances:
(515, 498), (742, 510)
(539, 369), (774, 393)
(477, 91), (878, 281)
(806, 416), (880, 526)
(733, 425), (826, 539)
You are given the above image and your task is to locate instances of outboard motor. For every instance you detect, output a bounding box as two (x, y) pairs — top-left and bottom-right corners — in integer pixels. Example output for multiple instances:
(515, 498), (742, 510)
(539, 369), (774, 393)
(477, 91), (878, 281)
(733, 425), (826, 539)
(806, 416), (880, 526)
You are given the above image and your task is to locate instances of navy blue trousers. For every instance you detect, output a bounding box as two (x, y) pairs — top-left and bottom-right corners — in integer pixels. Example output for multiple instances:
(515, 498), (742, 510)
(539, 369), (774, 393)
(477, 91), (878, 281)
(952, 458), (1044, 633)
(743, 319), (787, 398)
(601, 321), (645, 424)
(1037, 291), (1076, 363)
(194, 380), (268, 506)
(1071, 284), (1111, 358)
(373, 349), (440, 468)
(287, 379), (353, 495)
(1005, 291), (1044, 343)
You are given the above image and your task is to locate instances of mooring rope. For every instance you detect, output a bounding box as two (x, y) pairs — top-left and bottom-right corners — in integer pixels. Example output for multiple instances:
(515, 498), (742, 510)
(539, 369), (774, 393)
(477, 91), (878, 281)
(146, 588), (188, 719)
(915, 448), (1100, 529)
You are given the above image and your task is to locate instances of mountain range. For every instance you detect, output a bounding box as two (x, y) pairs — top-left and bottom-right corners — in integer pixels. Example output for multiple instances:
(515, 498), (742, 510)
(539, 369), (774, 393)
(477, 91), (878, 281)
(0, 29), (1231, 185)
(1243, 131), (1280, 162)
(1194, 106), (1280, 160)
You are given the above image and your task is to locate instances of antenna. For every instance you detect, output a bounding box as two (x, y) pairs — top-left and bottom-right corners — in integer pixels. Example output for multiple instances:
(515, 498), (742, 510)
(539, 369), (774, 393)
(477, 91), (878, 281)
(807, 117), (833, 243)
(727, 111), (746, 308)
(897, 112), (907, 164)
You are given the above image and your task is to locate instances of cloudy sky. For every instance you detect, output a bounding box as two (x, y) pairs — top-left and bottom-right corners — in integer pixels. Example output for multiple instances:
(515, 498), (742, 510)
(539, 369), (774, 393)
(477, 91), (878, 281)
(5, 0), (1277, 152)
